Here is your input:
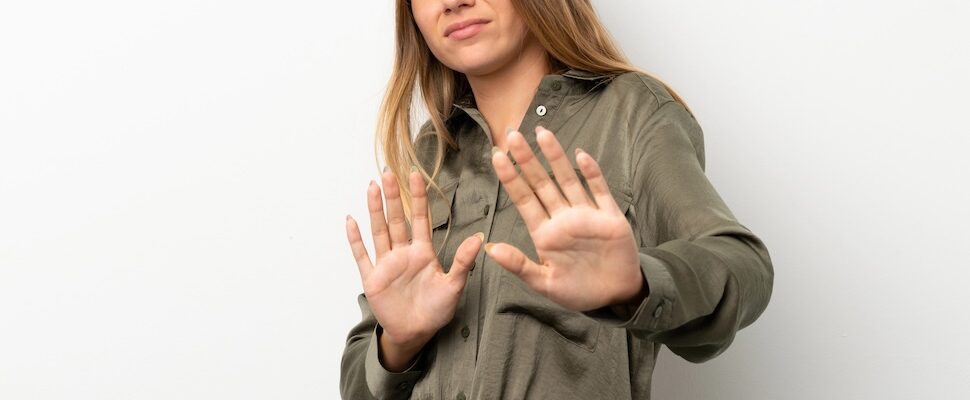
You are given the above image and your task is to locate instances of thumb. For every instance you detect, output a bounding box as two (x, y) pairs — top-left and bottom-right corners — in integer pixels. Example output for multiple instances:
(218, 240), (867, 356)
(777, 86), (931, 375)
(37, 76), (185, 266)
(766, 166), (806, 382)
(483, 242), (544, 288)
(447, 232), (484, 289)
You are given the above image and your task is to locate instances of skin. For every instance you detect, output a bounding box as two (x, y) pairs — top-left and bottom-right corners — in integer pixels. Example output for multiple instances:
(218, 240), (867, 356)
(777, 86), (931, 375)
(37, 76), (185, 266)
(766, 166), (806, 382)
(345, 0), (646, 373)
(410, 0), (550, 147)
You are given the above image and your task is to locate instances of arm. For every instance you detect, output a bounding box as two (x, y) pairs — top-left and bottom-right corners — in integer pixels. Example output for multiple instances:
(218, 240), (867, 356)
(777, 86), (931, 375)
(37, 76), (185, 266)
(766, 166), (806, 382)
(340, 149), (481, 398)
(584, 101), (775, 363)
(339, 293), (430, 399)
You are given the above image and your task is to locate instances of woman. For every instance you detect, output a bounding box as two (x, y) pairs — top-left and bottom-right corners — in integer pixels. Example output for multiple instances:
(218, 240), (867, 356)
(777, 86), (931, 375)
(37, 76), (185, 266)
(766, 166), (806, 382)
(341, 0), (774, 399)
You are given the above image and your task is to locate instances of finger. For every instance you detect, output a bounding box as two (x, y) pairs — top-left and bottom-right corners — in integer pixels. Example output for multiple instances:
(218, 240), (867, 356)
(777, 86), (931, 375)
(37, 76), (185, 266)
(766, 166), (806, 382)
(381, 167), (409, 248)
(409, 168), (431, 244)
(367, 180), (391, 258)
(575, 148), (623, 215)
(483, 242), (547, 293)
(447, 232), (485, 290)
(491, 145), (549, 234)
(535, 126), (591, 208)
(507, 130), (567, 214)
(345, 215), (373, 281)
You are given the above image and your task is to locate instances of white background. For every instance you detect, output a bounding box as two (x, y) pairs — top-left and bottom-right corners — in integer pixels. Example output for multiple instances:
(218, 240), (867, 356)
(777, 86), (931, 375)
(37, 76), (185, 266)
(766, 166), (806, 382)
(1, 1), (968, 399)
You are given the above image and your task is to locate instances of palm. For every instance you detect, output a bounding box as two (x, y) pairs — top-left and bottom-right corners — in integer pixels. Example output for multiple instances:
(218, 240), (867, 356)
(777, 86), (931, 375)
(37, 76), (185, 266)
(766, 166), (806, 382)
(529, 206), (639, 310)
(486, 127), (643, 312)
(364, 244), (461, 341)
(346, 167), (482, 345)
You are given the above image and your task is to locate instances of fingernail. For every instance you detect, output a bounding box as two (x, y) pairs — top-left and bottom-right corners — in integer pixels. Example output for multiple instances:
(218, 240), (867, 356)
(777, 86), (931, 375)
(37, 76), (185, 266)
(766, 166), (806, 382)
(474, 232), (484, 242)
(410, 165), (418, 173)
(383, 165), (389, 173)
(506, 127), (514, 134)
(483, 242), (494, 253)
(346, 214), (352, 221)
(491, 146), (503, 156)
(575, 147), (584, 156)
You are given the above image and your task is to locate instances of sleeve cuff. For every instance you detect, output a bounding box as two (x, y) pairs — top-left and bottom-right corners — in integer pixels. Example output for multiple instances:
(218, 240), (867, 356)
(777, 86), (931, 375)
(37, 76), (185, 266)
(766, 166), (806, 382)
(583, 251), (673, 331)
(364, 324), (425, 398)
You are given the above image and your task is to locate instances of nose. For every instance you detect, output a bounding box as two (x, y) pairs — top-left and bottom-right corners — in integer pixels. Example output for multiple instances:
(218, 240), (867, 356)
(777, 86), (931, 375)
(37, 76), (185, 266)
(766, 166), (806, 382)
(442, 0), (474, 14)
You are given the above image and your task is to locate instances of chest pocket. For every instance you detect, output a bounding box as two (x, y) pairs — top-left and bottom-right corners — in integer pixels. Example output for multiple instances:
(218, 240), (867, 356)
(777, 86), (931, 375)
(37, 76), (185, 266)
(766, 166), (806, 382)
(427, 179), (459, 270)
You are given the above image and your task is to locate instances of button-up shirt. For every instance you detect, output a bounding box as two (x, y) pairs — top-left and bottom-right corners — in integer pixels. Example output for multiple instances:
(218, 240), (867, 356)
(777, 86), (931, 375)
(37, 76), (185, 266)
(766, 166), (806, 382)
(340, 68), (775, 400)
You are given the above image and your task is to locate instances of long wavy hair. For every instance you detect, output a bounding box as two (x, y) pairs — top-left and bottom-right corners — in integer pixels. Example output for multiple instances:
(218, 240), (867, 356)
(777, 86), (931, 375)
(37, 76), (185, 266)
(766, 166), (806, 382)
(377, 0), (688, 232)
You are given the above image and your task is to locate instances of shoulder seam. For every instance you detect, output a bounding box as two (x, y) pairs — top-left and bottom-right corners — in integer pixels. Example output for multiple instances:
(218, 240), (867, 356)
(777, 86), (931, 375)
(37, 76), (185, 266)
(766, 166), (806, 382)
(632, 72), (677, 110)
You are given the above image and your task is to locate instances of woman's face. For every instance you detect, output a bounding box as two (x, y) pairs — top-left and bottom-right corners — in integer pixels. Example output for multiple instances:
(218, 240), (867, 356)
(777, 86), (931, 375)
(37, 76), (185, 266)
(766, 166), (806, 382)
(410, 0), (535, 76)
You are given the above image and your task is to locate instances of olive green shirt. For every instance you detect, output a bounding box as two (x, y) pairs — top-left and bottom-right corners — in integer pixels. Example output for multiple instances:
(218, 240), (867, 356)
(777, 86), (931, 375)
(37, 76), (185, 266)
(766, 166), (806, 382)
(340, 69), (775, 400)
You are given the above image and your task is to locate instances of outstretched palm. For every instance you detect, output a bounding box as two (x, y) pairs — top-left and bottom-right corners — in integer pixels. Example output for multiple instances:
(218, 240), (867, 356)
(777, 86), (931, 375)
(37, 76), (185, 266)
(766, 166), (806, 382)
(485, 127), (645, 312)
(346, 168), (482, 346)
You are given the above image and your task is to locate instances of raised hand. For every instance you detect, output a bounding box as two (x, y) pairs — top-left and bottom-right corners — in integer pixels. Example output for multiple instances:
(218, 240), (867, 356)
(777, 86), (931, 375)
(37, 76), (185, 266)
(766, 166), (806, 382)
(346, 166), (483, 369)
(485, 126), (646, 312)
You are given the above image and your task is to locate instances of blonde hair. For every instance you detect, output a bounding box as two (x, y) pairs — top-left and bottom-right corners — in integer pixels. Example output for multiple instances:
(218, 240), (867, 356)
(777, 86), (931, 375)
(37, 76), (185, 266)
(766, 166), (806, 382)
(376, 0), (687, 231)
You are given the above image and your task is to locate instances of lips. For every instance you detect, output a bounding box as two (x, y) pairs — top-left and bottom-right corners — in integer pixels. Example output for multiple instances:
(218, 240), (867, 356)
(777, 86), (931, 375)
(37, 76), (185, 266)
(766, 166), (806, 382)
(444, 18), (490, 38)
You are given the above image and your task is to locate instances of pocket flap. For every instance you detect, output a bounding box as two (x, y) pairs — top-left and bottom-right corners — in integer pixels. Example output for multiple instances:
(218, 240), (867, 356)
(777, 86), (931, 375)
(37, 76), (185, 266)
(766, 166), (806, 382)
(536, 166), (632, 213)
(428, 180), (458, 229)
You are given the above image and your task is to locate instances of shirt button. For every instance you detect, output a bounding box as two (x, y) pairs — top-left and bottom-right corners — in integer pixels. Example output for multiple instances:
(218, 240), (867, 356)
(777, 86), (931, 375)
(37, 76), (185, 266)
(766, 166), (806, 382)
(653, 305), (663, 318)
(461, 325), (470, 339)
(535, 105), (547, 116)
(456, 392), (467, 400)
(397, 381), (410, 390)
(483, 203), (490, 216)
(551, 81), (562, 91)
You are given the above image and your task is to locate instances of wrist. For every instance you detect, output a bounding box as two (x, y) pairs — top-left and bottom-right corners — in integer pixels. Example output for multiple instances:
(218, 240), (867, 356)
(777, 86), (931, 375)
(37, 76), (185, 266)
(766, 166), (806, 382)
(380, 326), (434, 350)
(612, 267), (649, 308)
(378, 324), (434, 349)
(377, 326), (434, 373)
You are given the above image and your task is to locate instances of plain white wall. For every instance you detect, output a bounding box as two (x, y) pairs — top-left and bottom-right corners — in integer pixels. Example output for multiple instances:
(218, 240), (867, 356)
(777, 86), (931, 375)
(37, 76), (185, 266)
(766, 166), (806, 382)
(1, 1), (967, 399)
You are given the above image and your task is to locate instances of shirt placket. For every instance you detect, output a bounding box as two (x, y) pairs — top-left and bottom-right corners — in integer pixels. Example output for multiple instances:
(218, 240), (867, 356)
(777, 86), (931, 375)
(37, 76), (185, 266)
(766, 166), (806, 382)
(516, 76), (570, 161)
(448, 79), (569, 399)
(442, 111), (493, 400)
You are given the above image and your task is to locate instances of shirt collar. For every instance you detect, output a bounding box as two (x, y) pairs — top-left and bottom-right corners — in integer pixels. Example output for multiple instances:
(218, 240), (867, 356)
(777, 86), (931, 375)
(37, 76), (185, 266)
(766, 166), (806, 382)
(559, 68), (613, 81)
(449, 68), (612, 118)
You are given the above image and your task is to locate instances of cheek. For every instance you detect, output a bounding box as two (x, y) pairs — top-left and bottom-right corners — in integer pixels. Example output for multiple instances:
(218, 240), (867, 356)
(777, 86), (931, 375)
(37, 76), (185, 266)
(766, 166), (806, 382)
(412, 15), (448, 59)
(422, 35), (451, 66)
(506, 17), (531, 44)
(410, 7), (438, 40)
(413, 18), (433, 41)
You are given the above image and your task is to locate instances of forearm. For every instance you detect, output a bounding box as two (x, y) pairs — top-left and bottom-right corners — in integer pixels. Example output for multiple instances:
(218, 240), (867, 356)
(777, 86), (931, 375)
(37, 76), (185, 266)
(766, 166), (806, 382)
(340, 327), (378, 399)
(588, 226), (774, 362)
(341, 294), (430, 399)
(588, 98), (776, 362)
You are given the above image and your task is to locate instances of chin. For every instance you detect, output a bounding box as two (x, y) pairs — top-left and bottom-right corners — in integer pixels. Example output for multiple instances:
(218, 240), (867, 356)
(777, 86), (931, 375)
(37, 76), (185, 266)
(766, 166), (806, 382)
(442, 51), (511, 77)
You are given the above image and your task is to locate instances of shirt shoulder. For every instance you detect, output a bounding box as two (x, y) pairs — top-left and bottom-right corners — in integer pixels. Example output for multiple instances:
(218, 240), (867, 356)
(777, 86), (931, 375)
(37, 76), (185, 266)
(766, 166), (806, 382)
(602, 71), (676, 118)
